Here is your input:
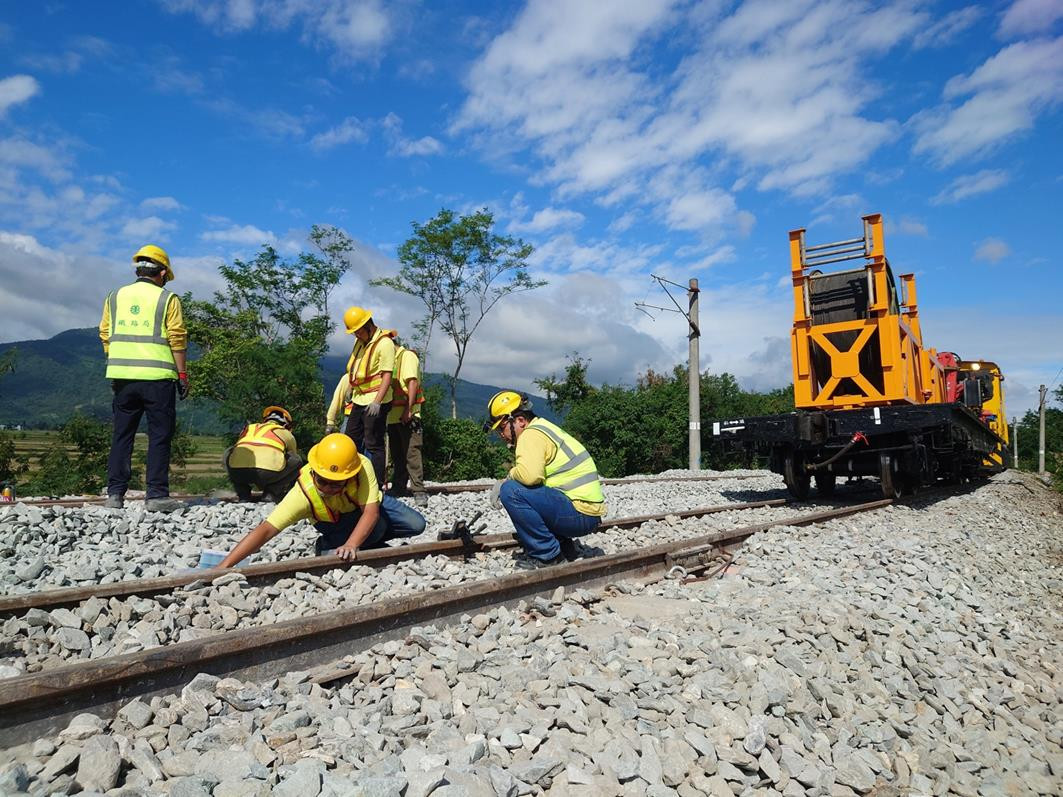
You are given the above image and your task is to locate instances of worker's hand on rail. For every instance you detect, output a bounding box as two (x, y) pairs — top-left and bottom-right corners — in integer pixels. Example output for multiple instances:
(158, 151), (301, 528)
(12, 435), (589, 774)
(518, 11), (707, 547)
(335, 544), (358, 561)
(366, 401), (382, 418)
(489, 480), (505, 510)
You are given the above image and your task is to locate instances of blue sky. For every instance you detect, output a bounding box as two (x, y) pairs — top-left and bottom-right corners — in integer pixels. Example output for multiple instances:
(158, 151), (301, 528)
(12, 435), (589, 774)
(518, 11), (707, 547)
(1, 0), (1061, 415)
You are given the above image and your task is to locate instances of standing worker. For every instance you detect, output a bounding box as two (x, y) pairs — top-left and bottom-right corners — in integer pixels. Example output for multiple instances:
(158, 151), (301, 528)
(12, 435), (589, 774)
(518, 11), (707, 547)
(387, 339), (428, 507)
(325, 372), (352, 435)
(224, 406), (302, 502)
(483, 391), (606, 566)
(218, 433), (426, 566)
(340, 307), (395, 488)
(99, 244), (187, 512)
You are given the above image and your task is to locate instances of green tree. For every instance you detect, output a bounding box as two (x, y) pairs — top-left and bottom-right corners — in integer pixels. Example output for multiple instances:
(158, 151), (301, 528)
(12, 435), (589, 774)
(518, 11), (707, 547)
(420, 385), (510, 481)
(21, 414), (110, 496)
(183, 226), (353, 449)
(535, 353), (595, 415)
(373, 208), (545, 419)
(0, 349), (15, 486)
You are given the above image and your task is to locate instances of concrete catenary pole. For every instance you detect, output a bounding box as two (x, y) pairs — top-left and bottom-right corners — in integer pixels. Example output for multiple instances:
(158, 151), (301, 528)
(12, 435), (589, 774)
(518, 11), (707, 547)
(1038, 384), (1047, 475)
(688, 278), (701, 471)
(1012, 417), (1019, 469)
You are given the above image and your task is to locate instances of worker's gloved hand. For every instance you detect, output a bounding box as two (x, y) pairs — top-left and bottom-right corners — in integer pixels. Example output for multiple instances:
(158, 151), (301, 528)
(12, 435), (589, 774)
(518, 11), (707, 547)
(325, 423), (337, 434)
(366, 401), (382, 418)
(489, 479), (505, 510)
(177, 372), (190, 401)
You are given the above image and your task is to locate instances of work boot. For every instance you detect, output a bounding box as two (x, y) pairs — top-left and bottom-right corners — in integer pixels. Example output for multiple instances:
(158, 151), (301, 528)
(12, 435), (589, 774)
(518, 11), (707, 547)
(144, 497), (184, 513)
(413, 492), (428, 508)
(558, 537), (583, 562)
(516, 552), (566, 570)
(103, 494), (124, 509)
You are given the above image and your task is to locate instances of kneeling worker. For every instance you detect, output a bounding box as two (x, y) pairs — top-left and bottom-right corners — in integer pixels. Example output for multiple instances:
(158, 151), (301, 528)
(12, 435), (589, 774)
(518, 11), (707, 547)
(483, 391), (606, 566)
(224, 406), (302, 502)
(219, 433), (426, 567)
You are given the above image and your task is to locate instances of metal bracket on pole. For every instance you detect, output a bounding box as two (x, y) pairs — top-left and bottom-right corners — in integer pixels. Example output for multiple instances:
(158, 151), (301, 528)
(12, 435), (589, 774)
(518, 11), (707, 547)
(634, 275), (701, 470)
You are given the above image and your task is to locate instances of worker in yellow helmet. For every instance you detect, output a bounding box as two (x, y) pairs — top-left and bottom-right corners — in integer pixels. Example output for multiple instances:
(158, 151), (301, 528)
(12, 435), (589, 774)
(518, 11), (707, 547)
(387, 337), (427, 507)
(218, 433), (426, 567)
(223, 406), (302, 502)
(483, 390), (607, 567)
(98, 244), (187, 513)
(339, 307), (396, 488)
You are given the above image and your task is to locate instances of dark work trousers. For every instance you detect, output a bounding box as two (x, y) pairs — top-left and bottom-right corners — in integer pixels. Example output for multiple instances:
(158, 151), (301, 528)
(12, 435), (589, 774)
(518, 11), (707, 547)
(387, 418), (424, 495)
(344, 401), (391, 488)
(223, 450), (302, 502)
(313, 494), (427, 553)
(107, 379), (176, 499)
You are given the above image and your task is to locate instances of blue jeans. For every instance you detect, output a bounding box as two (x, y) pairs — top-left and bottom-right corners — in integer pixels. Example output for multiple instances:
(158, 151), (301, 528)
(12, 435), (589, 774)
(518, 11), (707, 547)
(314, 494), (426, 553)
(499, 480), (601, 561)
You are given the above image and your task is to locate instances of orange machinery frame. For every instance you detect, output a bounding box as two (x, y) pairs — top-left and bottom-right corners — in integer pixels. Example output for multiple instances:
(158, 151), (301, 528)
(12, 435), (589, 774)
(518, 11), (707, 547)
(790, 213), (947, 410)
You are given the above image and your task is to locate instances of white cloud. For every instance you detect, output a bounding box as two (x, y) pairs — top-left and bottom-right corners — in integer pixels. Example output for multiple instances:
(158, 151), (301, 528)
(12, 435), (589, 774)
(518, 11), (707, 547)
(0, 137), (69, 181)
(974, 237), (1011, 263)
(0, 75), (40, 115)
(912, 6), (982, 49)
(162, 0), (392, 60)
(931, 169), (1011, 204)
(999, 0), (1063, 38)
(140, 196), (184, 212)
(310, 116), (369, 150)
(201, 224), (277, 247)
(895, 217), (929, 237)
(913, 36), (1063, 165)
(380, 113), (444, 157)
(18, 36), (113, 74)
(121, 216), (177, 240)
(509, 207), (585, 233)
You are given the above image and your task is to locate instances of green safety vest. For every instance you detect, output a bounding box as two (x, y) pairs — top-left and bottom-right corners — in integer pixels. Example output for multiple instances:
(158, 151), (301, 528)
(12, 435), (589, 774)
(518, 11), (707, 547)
(525, 418), (605, 504)
(105, 281), (177, 381)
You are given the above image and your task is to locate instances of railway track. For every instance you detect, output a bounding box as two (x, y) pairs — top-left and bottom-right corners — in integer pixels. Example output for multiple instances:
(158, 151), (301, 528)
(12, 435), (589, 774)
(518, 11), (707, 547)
(0, 495), (893, 746)
(6, 472), (771, 508)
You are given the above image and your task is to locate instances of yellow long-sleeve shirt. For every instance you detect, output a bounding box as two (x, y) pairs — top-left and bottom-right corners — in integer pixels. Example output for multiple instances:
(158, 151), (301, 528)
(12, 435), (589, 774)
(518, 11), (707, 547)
(266, 454), (380, 530)
(99, 279), (187, 353)
(326, 373), (352, 427)
(510, 427), (607, 517)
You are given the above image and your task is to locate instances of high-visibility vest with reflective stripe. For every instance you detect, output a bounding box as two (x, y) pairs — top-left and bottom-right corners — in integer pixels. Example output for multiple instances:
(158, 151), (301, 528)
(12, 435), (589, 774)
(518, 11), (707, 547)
(235, 422), (287, 453)
(105, 281), (177, 380)
(296, 464), (364, 523)
(524, 418), (605, 504)
(392, 347), (425, 409)
(348, 329), (397, 397)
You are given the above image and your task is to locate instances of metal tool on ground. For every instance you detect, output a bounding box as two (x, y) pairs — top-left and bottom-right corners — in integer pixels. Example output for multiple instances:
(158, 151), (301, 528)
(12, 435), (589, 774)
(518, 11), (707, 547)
(438, 510), (487, 559)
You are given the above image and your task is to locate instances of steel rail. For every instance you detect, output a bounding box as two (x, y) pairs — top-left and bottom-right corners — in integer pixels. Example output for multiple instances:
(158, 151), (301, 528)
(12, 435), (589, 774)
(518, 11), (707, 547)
(0, 497), (891, 746)
(8, 473), (772, 508)
(0, 499), (789, 617)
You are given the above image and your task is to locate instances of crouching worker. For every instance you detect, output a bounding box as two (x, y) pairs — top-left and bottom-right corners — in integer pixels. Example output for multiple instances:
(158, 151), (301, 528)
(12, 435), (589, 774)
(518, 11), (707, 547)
(218, 433), (426, 567)
(483, 391), (606, 567)
(224, 406), (302, 502)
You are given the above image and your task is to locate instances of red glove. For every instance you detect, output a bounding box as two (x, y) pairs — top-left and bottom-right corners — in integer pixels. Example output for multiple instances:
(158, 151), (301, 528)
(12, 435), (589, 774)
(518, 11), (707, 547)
(177, 372), (190, 400)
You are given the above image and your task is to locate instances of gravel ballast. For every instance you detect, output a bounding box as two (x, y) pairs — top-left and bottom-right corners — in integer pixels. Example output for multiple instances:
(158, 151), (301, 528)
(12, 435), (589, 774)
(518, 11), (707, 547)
(0, 470), (1059, 796)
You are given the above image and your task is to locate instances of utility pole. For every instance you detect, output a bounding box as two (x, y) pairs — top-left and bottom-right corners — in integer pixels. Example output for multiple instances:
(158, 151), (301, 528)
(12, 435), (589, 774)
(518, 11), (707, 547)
(688, 279), (701, 471)
(1012, 417), (1018, 469)
(634, 275), (702, 471)
(1039, 384), (1047, 475)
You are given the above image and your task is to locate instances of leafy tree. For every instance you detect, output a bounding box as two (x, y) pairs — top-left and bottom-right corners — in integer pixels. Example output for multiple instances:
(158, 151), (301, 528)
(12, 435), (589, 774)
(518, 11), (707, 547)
(372, 208), (545, 419)
(420, 385), (510, 481)
(21, 414), (110, 496)
(183, 226), (353, 449)
(0, 348), (14, 382)
(535, 353), (595, 415)
(0, 349), (15, 486)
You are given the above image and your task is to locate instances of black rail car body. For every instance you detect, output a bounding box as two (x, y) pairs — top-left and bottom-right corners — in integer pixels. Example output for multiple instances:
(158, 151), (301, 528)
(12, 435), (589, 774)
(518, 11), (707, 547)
(712, 402), (1006, 499)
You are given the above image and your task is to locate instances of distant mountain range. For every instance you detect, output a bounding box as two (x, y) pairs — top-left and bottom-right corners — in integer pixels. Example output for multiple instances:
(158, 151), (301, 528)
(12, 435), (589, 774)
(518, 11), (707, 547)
(0, 328), (555, 432)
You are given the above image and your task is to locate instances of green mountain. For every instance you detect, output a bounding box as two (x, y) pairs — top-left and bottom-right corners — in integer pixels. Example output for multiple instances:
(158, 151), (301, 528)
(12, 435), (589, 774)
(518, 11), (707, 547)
(0, 329), (555, 431)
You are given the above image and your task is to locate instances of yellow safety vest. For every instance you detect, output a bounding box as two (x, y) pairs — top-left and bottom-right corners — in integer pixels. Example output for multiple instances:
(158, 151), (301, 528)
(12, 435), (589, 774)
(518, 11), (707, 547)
(392, 347), (425, 409)
(105, 281), (177, 380)
(347, 329), (396, 398)
(525, 418), (605, 504)
(296, 464), (364, 523)
(235, 422), (287, 453)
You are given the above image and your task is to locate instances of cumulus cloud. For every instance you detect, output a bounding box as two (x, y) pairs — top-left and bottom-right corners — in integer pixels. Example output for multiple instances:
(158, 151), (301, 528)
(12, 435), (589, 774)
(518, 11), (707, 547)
(913, 36), (1063, 165)
(310, 116), (369, 151)
(200, 223), (277, 247)
(931, 169), (1010, 204)
(0, 75), (40, 115)
(380, 113), (444, 157)
(140, 196), (184, 212)
(120, 216), (177, 240)
(894, 217), (929, 237)
(161, 0), (392, 61)
(974, 237), (1011, 263)
(999, 0), (1063, 38)
(509, 207), (585, 233)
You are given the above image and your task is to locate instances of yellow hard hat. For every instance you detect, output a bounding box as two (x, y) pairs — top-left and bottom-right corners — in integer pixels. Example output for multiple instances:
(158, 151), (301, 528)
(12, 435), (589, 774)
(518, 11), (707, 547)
(344, 306), (372, 334)
(132, 244), (174, 283)
(485, 390), (532, 431)
(262, 405), (292, 426)
(307, 433), (362, 480)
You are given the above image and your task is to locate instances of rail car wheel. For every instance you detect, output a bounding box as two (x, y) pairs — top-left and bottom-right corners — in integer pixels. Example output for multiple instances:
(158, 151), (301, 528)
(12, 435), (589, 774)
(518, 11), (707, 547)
(783, 453), (811, 500)
(879, 453), (902, 499)
(814, 472), (836, 497)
